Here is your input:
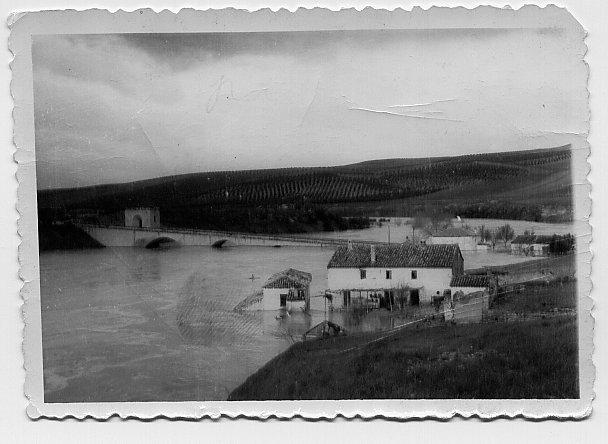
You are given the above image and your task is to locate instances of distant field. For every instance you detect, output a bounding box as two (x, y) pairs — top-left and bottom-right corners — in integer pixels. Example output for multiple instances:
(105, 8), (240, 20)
(38, 144), (573, 224)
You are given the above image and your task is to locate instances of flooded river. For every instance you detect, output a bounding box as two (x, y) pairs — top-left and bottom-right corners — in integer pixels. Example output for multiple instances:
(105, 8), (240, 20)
(299, 217), (576, 244)
(41, 218), (574, 402)
(41, 246), (394, 402)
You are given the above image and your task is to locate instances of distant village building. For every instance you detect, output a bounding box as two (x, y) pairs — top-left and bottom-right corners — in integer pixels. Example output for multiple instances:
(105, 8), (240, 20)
(124, 207), (160, 229)
(427, 227), (478, 251)
(326, 242), (464, 309)
(262, 268), (312, 311)
(510, 234), (552, 256)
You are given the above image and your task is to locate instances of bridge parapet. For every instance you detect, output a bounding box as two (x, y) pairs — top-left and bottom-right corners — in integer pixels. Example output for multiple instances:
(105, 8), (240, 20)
(78, 224), (374, 248)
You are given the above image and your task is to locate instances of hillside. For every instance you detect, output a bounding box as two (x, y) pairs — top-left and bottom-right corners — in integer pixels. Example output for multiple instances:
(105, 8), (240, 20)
(38, 145), (573, 226)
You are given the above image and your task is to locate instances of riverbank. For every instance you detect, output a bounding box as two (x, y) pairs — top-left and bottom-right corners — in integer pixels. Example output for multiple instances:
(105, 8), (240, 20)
(229, 281), (578, 400)
(38, 222), (104, 251)
(229, 315), (578, 400)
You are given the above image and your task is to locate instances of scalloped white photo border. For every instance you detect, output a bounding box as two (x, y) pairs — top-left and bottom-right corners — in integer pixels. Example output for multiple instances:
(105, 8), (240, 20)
(10, 5), (593, 419)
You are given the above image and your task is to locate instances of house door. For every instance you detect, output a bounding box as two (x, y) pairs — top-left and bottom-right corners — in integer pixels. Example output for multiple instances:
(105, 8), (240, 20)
(280, 294), (287, 308)
(383, 291), (395, 310)
(343, 290), (351, 307)
(410, 289), (420, 306)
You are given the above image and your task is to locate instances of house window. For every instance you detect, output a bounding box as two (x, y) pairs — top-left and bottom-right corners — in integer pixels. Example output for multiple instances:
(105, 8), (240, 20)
(360, 269), (366, 279)
(411, 270), (418, 279)
(386, 270), (392, 279)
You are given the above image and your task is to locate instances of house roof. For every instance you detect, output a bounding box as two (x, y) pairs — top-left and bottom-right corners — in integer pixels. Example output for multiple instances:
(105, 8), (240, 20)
(511, 234), (553, 245)
(327, 243), (462, 269)
(431, 227), (476, 238)
(450, 275), (491, 288)
(262, 268), (312, 289)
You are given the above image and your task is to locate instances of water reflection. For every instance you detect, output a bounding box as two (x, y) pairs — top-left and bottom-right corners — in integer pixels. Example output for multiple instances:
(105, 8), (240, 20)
(126, 251), (162, 283)
(40, 246), (428, 402)
(176, 273), (262, 346)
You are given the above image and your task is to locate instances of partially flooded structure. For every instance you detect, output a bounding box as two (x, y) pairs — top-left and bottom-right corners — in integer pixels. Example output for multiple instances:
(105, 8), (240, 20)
(262, 268), (312, 311)
(326, 242), (464, 310)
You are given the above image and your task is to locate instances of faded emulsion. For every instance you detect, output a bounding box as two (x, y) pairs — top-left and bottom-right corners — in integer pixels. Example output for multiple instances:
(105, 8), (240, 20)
(25, 8), (588, 408)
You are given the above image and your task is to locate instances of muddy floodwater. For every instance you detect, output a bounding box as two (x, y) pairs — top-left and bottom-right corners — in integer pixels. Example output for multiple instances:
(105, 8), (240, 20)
(42, 246), (398, 402)
(41, 218), (572, 402)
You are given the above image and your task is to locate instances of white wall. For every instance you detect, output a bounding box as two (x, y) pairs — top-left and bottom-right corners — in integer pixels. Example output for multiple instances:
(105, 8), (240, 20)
(428, 235), (477, 251)
(450, 286), (487, 295)
(262, 288), (306, 311)
(327, 267), (453, 304)
(262, 288), (283, 310)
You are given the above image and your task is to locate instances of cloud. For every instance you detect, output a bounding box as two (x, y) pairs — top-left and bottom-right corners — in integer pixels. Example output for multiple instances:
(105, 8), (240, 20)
(33, 29), (587, 189)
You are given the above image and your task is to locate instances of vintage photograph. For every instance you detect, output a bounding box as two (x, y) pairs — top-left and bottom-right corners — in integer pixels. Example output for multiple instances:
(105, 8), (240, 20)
(12, 7), (591, 417)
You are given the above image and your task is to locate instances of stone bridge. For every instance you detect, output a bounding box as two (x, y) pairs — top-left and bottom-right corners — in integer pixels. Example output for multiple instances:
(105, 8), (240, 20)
(79, 224), (350, 248)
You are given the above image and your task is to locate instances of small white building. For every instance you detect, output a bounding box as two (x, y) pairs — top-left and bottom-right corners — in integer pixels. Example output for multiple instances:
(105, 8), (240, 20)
(124, 207), (160, 229)
(449, 274), (492, 295)
(510, 235), (552, 256)
(262, 268), (312, 311)
(326, 242), (464, 309)
(427, 227), (478, 251)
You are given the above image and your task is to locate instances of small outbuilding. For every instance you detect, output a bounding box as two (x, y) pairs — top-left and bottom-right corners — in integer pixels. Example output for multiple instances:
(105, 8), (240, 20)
(450, 274), (492, 295)
(427, 227), (478, 251)
(262, 268), (312, 311)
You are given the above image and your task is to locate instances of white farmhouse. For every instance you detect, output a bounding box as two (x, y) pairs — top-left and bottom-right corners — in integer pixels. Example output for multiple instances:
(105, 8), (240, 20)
(427, 227), (478, 251)
(326, 242), (464, 309)
(262, 268), (312, 311)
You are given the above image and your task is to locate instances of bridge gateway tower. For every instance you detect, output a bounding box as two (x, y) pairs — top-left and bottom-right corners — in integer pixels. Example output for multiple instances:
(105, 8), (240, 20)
(124, 207), (160, 229)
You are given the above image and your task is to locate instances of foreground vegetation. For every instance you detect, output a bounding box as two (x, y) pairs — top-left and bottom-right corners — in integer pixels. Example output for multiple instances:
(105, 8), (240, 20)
(38, 145), (574, 231)
(229, 315), (578, 400)
(229, 278), (578, 400)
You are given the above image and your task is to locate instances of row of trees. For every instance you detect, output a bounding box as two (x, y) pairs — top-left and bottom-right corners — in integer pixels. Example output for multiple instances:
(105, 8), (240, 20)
(478, 224), (515, 248)
(478, 225), (575, 254)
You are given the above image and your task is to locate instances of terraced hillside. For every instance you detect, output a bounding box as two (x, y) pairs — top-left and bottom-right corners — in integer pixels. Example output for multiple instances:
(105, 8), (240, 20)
(38, 144), (573, 225)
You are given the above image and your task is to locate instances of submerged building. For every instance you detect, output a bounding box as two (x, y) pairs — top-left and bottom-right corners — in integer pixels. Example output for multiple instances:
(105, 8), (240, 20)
(326, 242), (464, 309)
(262, 268), (312, 311)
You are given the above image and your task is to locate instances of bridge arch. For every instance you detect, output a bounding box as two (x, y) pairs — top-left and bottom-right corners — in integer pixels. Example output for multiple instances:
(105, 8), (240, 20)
(212, 239), (230, 249)
(145, 237), (179, 249)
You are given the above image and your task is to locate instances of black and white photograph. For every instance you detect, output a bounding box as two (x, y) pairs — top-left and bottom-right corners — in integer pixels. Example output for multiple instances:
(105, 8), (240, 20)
(10, 6), (592, 418)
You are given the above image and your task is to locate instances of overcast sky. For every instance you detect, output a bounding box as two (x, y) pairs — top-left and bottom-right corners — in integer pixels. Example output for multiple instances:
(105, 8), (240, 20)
(33, 28), (587, 189)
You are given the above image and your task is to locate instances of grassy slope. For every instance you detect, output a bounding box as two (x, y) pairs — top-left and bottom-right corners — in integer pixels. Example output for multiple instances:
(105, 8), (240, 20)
(228, 315), (578, 400)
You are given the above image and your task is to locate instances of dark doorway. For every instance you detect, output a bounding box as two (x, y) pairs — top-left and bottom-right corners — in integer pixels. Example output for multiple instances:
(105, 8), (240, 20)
(342, 290), (351, 307)
(280, 294), (287, 307)
(410, 289), (420, 306)
(133, 215), (143, 228)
